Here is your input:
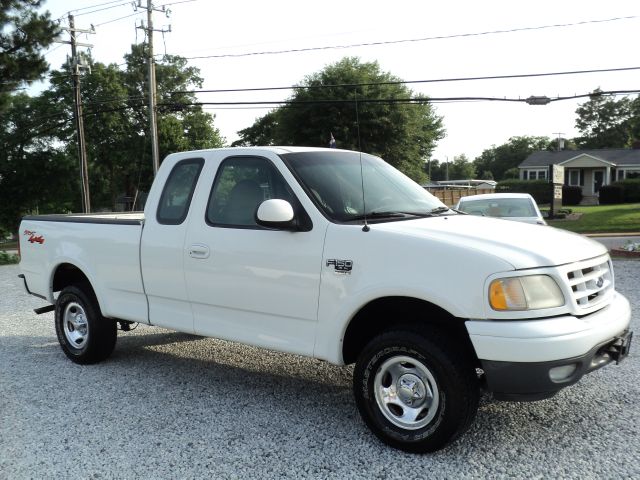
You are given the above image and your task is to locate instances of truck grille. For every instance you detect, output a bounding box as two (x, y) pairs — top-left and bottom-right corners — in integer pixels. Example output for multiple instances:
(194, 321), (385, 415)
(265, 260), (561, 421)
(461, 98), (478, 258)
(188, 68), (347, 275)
(566, 258), (613, 309)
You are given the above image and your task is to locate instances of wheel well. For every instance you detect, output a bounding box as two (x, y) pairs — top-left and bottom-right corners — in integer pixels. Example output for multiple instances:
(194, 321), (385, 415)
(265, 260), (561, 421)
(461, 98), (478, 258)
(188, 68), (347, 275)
(52, 263), (92, 294)
(52, 263), (104, 318)
(341, 296), (477, 366)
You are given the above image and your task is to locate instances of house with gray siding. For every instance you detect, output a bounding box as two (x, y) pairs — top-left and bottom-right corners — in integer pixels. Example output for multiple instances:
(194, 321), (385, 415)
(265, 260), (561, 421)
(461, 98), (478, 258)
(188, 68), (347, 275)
(519, 148), (640, 200)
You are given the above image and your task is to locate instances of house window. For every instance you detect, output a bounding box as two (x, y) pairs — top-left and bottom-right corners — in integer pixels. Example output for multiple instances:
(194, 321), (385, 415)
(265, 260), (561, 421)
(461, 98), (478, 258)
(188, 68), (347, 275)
(526, 169), (547, 180)
(624, 169), (640, 180)
(568, 170), (580, 186)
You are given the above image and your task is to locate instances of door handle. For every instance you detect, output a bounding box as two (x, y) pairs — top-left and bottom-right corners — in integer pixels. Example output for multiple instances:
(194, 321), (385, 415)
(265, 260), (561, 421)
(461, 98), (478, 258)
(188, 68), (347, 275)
(188, 243), (210, 259)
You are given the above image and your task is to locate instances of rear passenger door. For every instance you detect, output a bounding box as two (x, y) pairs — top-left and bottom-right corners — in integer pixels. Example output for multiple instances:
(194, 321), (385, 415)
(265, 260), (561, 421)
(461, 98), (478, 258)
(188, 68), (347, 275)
(141, 158), (204, 332)
(183, 154), (327, 356)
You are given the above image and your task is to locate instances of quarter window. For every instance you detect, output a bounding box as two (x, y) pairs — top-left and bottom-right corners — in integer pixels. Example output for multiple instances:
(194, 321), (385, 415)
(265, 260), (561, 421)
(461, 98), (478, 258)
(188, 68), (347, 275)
(156, 159), (204, 225)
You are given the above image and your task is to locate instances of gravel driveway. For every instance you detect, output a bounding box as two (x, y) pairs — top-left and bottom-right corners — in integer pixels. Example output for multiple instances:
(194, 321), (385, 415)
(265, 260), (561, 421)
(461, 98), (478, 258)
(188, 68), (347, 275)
(1, 261), (638, 479)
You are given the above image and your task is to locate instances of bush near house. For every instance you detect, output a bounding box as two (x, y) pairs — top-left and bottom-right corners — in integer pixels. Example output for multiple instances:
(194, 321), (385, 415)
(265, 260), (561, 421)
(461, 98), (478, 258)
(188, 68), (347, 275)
(616, 178), (640, 203)
(496, 179), (550, 203)
(561, 186), (583, 206)
(496, 180), (582, 206)
(599, 185), (624, 204)
(601, 179), (640, 204)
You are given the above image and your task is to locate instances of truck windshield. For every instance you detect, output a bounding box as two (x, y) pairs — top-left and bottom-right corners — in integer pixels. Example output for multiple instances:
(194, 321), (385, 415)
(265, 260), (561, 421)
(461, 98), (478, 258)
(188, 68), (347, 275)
(281, 151), (446, 222)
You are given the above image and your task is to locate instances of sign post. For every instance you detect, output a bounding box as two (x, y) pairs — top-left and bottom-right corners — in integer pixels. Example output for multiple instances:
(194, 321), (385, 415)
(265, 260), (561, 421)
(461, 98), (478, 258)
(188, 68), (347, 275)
(549, 165), (564, 219)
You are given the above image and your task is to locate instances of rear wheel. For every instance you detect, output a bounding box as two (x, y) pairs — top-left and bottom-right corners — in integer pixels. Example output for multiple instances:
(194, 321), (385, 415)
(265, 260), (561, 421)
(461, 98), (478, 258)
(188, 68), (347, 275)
(54, 284), (117, 364)
(353, 328), (479, 453)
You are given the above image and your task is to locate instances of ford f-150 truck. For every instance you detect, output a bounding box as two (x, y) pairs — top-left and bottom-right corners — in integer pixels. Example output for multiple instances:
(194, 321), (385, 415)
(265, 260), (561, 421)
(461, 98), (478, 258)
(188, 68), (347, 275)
(19, 147), (632, 452)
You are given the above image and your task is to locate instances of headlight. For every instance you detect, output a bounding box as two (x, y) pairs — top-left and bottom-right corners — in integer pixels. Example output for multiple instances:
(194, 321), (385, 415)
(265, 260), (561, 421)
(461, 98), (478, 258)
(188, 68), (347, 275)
(489, 275), (564, 311)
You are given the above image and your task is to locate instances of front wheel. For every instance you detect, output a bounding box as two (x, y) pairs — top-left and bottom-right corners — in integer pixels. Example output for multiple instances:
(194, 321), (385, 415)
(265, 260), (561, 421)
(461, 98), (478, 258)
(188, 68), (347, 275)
(353, 328), (479, 453)
(54, 284), (117, 364)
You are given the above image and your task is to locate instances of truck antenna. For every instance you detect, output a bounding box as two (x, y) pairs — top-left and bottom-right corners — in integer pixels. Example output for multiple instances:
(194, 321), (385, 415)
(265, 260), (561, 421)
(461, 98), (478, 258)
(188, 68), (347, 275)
(355, 88), (369, 232)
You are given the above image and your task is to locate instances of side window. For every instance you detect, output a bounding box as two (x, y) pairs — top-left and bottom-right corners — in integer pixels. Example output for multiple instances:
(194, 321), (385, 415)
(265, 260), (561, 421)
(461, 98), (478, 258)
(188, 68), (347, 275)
(156, 158), (204, 225)
(207, 156), (294, 228)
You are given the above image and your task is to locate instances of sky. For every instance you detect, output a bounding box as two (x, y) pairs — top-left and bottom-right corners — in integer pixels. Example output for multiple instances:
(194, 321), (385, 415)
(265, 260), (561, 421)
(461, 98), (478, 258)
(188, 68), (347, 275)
(37, 0), (640, 163)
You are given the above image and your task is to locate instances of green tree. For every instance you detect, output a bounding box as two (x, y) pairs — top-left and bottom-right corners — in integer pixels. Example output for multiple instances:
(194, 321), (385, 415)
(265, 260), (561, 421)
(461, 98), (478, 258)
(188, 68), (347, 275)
(0, 0), (59, 110)
(473, 136), (551, 181)
(0, 93), (76, 232)
(448, 154), (476, 180)
(574, 89), (635, 148)
(233, 57), (444, 182)
(42, 46), (224, 210)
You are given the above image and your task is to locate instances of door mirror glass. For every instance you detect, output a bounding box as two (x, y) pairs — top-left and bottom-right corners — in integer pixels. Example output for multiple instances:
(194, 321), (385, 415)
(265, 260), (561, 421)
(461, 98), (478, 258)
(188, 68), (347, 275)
(256, 199), (295, 229)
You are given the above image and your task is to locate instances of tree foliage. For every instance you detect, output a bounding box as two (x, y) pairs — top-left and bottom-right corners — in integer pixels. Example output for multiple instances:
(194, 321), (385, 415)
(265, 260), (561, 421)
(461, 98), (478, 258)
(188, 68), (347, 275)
(41, 46), (225, 209)
(448, 154), (476, 180)
(574, 89), (640, 149)
(473, 136), (552, 181)
(0, 0), (59, 110)
(0, 93), (76, 231)
(233, 57), (444, 182)
(0, 46), (224, 232)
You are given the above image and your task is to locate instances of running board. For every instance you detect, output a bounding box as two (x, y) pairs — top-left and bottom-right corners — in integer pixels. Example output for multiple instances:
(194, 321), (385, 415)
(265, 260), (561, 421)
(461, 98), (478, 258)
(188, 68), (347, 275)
(34, 305), (55, 315)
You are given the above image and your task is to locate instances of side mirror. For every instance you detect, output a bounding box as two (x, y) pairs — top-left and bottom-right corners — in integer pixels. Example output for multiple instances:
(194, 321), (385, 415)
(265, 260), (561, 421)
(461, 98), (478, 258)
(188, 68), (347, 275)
(256, 199), (297, 230)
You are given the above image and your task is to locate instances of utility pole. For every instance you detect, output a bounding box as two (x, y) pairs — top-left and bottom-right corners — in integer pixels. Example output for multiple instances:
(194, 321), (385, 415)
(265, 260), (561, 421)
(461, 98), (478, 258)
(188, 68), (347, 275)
(137, 1), (170, 175)
(64, 15), (94, 213)
(553, 132), (565, 151)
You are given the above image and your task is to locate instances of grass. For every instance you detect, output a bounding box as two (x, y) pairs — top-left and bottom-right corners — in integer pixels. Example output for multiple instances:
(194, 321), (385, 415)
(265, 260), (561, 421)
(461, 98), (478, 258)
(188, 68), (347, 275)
(0, 240), (19, 265)
(548, 203), (640, 233)
(0, 250), (19, 265)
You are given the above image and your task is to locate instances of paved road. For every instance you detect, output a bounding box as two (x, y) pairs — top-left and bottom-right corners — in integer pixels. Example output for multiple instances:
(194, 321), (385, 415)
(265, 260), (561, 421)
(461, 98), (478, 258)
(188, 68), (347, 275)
(1, 262), (639, 479)
(588, 235), (640, 250)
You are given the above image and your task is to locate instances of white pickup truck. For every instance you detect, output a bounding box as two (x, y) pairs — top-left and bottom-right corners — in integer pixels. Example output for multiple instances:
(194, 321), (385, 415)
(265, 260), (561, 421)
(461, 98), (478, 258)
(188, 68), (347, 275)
(19, 147), (632, 452)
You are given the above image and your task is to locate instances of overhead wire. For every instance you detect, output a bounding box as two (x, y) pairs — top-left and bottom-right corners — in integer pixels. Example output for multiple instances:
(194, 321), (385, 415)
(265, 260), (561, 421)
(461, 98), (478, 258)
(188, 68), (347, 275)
(177, 15), (640, 60)
(94, 11), (146, 28)
(170, 66), (640, 95)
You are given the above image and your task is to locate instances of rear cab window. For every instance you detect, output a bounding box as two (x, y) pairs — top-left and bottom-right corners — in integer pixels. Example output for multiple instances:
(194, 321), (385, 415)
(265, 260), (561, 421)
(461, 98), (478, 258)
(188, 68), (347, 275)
(156, 158), (204, 225)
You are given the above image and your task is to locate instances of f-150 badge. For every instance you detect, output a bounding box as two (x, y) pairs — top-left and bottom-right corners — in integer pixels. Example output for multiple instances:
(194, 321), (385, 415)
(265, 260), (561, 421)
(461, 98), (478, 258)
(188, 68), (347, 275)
(326, 259), (353, 273)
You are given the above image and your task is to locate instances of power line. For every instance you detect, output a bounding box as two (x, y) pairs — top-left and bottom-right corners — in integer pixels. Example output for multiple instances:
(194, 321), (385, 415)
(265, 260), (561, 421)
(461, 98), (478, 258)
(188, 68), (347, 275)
(67, 0), (127, 14)
(159, 89), (640, 109)
(178, 15), (640, 60)
(73, 2), (132, 18)
(94, 11), (145, 28)
(170, 66), (640, 95)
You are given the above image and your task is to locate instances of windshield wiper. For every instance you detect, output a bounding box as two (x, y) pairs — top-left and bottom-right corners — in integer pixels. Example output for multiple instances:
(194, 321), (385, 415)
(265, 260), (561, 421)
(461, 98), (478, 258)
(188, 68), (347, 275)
(349, 211), (435, 221)
(430, 206), (452, 215)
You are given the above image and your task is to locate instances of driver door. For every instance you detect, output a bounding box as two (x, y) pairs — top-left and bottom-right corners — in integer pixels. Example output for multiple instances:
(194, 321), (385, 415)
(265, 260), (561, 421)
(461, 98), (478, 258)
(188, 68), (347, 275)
(183, 154), (326, 356)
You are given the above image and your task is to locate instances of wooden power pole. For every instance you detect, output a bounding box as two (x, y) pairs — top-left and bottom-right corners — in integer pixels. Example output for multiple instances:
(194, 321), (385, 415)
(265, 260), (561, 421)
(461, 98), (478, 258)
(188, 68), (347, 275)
(65, 15), (94, 213)
(137, 1), (170, 175)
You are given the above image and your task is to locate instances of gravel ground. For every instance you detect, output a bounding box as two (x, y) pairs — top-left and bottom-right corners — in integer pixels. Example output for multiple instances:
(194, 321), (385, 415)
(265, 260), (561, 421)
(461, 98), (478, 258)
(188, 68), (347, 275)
(1, 261), (638, 479)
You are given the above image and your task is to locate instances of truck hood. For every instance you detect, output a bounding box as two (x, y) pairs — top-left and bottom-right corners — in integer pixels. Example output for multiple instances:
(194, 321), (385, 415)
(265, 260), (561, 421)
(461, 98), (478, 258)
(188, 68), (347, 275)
(376, 214), (608, 270)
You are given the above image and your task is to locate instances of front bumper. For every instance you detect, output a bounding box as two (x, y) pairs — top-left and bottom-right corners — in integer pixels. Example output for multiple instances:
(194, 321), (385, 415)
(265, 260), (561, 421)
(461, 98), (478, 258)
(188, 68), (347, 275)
(466, 292), (632, 401)
(482, 330), (633, 401)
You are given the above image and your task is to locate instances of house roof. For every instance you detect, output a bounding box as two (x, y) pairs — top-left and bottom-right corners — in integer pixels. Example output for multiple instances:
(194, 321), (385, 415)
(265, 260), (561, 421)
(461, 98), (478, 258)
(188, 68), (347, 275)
(519, 149), (640, 168)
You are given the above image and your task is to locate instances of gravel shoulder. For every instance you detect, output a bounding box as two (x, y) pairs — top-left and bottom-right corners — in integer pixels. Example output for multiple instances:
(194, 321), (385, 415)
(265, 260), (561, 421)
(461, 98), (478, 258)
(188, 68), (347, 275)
(1, 262), (639, 479)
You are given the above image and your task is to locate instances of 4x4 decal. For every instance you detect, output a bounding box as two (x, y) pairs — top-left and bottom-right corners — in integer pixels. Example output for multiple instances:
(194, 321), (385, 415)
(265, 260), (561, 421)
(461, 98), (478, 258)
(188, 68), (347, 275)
(23, 230), (45, 244)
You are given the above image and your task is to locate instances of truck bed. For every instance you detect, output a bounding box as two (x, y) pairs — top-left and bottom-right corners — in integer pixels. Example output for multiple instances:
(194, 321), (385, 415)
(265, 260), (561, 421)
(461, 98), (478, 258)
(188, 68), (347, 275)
(19, 213), (148, 324)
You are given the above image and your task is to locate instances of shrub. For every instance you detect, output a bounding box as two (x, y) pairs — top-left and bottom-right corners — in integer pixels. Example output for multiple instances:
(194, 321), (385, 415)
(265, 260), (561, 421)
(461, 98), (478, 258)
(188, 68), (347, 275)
(496, 180), (550, 204)
(618, 178), (640, 203)
(599, 185), (624, 204)
(562, 186), (583, 206)
(0, 251), (19, 265)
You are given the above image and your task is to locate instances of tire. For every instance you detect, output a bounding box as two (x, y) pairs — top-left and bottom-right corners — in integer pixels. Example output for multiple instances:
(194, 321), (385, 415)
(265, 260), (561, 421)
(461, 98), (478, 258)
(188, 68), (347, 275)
(54, 284), (117, 364)
(353, 328), (479, 453)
